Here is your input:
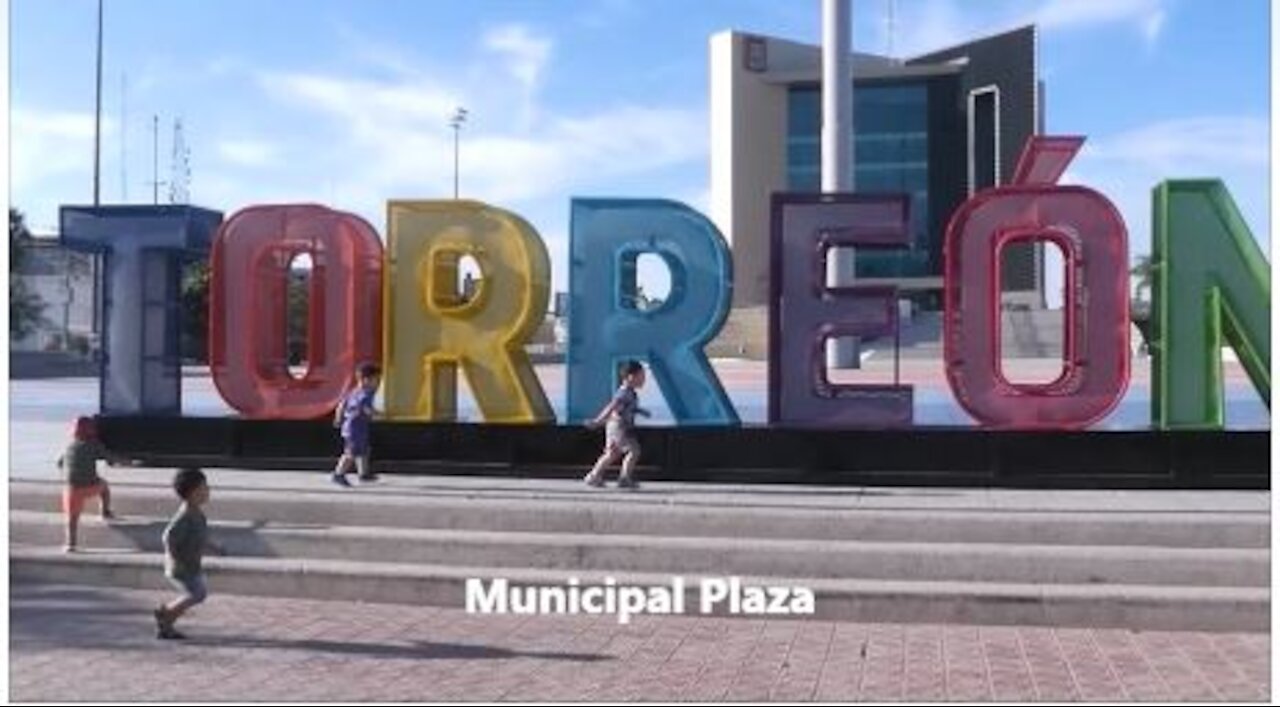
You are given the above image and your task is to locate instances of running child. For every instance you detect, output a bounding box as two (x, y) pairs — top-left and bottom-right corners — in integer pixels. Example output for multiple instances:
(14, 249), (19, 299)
(153, 467), (223, 640)
(332, 362), (381, 487)
(583, 360), (651, 490)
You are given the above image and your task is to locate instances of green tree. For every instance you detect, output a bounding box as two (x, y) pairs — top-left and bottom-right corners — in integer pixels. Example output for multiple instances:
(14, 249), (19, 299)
(287, 268), (310, 366)
(1131, 255), (1155, 303)
(1130, 255), (1155, 352)
(180, 260), (211, 361)
(179, 260), (314, 366)
(9, 208), (46, 339)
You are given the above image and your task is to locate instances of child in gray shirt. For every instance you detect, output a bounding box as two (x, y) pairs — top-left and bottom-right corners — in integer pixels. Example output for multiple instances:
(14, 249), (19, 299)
(584, 360), (651, 490)
(56, 416), (123, 552)
(153, 468), (223, 640)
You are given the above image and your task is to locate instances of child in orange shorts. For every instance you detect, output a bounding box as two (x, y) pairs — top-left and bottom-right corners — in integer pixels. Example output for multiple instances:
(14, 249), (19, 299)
(56, 416), (123, 552)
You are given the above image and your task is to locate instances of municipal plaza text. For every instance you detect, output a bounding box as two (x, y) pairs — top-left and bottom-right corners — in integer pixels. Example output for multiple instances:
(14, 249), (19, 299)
(465, 577), (816, 624)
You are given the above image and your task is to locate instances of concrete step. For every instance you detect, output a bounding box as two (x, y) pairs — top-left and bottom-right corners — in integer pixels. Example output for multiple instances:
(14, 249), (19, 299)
(10, 545), (1267, 631)
(11, 481), (1268, 549)
(14, 510), (1266, 587)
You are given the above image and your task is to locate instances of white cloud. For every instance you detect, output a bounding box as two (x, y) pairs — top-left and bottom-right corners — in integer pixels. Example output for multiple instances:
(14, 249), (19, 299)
(1029, 0), (1165, 34)
(16, 23), (698, 296)
(1064, 115), (1270, 256)
(483, 24), (553, 93)
(1141, 9), (1167, 45)
(215, 49), (704, 296)
(1027, 0), (1168, 50)
(11, 109), (107, 189)
(890, 0), (1171, 58)
(10, 108), (118, 229)
(260, 72), (459, 128)
(253, 69), (703, 208)
(216, 139), (279, 168)
(481, 23), (554, 128)
(1083, 116), (1268, 171)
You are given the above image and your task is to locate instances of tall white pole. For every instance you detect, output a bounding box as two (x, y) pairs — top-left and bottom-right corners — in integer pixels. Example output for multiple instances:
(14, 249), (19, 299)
(822, 0), (858, 368)
(120, 72), (127, 202)
(93, 0), (103, 206)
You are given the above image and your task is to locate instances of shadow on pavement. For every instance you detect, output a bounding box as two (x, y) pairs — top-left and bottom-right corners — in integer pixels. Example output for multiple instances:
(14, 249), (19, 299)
(184, 634), (615, 663)
(12, 586), (613, 665)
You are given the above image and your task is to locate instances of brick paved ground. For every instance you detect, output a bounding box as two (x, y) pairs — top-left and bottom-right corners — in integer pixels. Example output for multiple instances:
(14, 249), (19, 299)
(9, 583), (1269, 702)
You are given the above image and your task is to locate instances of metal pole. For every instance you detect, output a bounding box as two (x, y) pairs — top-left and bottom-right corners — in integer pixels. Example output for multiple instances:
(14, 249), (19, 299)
(120, 72), (127, 201)
(93, 0), (103, 206)
(152, 114), (159, 205)
(449, 107), (467, 199)
(822, 0), (858, 369)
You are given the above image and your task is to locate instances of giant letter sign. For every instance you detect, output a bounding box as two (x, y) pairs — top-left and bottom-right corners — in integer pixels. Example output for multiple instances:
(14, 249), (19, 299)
(61, 205), (222, 415)
(567, 199), (738, 424)
(944, 136), (1130, 428)
(209, 205), (384, 419)
(383, 200), (554, 423)
(769, 194), (914, 427)
(1152, 180), (1270, 428)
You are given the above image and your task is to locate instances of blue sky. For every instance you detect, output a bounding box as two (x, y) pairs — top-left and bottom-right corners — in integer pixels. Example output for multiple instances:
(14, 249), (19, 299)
(10, 0), (1271, 298)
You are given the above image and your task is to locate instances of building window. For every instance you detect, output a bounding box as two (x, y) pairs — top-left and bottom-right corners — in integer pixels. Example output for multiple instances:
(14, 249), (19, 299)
(744, 36), (768, 73)
(786, 82), (932, 278)
(968, 86), (1000, 194)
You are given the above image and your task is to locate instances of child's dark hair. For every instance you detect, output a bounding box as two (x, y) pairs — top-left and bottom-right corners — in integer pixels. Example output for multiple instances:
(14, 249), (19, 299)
(356, 362), (381, 380)
(71, 416), (97, 442)
(619, 360), (644, 381)
(173, 467), (207, 500)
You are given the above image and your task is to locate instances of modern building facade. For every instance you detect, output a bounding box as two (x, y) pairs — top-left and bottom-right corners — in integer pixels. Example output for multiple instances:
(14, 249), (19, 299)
(10, 236), (100, 353)
(710, 25), (1043, 311)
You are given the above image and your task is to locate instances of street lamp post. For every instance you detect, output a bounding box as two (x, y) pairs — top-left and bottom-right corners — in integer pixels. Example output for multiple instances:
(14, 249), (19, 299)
(449, 107), (469, 199)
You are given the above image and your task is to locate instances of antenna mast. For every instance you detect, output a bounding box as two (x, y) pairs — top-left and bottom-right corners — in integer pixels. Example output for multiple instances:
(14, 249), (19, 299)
(169, 117), (190, 204)
(148, 114), (164, 204)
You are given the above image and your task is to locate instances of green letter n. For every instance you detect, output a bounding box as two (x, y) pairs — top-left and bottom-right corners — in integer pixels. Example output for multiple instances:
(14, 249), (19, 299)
(1152, 180), (1270, 429)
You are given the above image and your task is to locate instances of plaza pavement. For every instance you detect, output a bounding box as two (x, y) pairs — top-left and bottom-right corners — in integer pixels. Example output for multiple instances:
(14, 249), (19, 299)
(9, 583), (1269, 702)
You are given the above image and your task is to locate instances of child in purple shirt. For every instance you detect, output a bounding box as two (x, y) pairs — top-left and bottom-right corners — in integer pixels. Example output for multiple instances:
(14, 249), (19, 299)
(331, 363), (381, 487)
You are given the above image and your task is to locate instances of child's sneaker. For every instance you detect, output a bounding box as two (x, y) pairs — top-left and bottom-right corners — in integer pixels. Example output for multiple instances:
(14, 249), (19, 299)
(358, 473), (380, 483)
(101, 510), (118, 522)
(156, 625), (187, 640)
(583, 474), (605, 488)
(617, 476), (640, 490)
(152, 606), (176, 639)
(330, 473), (352, 488)
(62, 544), (77, 554)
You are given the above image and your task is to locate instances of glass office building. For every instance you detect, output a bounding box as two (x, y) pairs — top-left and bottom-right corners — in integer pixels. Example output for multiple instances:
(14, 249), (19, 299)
(786, 82), (934, 278)
(710, 25), (1040, 310)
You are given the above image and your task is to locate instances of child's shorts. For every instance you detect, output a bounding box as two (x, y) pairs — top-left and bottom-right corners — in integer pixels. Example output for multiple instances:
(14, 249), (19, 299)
(166, 573), (209, 604)
(605, 422), (640, 456)
(62, 483), (105, 517)
(343, 429), (370, 457)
